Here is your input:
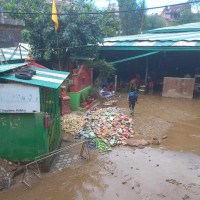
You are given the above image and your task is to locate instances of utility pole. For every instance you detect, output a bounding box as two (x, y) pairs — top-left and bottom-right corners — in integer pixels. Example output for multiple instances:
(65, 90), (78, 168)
(141, 0), (145, 34)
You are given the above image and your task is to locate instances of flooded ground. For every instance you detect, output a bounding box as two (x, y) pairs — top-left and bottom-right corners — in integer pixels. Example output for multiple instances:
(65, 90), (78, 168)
(0, 93), (200, 200)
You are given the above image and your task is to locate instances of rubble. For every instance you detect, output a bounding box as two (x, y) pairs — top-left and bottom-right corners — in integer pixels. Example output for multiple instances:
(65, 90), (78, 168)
(0, 167), (13, 190)
(103, 100), (118, 107)
(61, 113), (85, 135)
(63, 107), (136, 152)
(61, 107), (159, 152)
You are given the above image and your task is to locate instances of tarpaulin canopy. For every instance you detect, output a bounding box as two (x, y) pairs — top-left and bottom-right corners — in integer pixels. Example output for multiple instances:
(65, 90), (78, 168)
(98, 22), (200, 51)
(0, 64), (69, 89)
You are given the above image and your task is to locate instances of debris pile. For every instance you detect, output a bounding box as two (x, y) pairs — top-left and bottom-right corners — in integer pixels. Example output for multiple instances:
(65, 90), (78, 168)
(61, 113), (85, 135)
(78, 107), (136, 152)
(103, 100), (118, 107)
(61, 107), (151, 152)
(0, 159), (17, 191)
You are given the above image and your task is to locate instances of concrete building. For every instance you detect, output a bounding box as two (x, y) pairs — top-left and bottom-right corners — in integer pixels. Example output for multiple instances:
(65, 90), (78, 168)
(161, 5), (185, 24)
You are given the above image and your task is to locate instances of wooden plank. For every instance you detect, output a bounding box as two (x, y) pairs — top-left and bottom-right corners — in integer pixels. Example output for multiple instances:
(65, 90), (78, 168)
(162, 77), (195, 99)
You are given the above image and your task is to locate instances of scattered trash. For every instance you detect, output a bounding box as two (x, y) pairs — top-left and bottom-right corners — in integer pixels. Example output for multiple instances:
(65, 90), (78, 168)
(0, 167), (13, 190)
(61, 107), (153, 152)
(93, 138), (112, 152)
(162, 135), (168, 139)
(103, 100), (118, 107)
(152, 138), (160, 145)
(61, 113), (85, 135)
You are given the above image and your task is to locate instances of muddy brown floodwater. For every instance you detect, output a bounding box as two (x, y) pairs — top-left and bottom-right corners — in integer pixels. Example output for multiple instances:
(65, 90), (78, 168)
(0, 93), (200, 200)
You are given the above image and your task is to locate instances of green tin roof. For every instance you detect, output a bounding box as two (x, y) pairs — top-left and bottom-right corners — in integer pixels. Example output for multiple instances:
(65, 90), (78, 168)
(99, 22), (200, 51)
(0, 64), (70, 89)
(145, 22), (200, 33)
(0, 63), (28, 73)
(0, 43), (29, 61)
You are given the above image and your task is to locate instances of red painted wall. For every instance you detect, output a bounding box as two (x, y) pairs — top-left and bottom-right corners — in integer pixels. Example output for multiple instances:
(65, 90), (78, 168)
(70, 64), (92, 93)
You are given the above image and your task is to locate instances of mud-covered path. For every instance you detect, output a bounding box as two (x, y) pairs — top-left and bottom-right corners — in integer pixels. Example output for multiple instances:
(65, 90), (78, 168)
(0, 94), (200, 200)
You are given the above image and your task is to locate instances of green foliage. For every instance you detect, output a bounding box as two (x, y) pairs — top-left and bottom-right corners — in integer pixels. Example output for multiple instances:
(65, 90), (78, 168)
(117, 0), (143, 35)
(88, 87), (95, 98)
(170, 3), (200, 26)
(80, 92), (86, 103)
(102, 9), (121, 37)
(84, 91), (89, 100)
(86, 59), (115, 78)
(2, 0), (104, 67)
(174, 11), (199, 25)
(143, 14), (166, 31)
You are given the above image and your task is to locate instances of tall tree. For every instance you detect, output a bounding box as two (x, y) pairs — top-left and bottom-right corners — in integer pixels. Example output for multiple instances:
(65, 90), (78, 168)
(143, 14), (166, 31)
(117, 0), (143, 35)
(2, 0), (104, 64)
(171, 3), (200, 25)
(102, 9), (121, 37)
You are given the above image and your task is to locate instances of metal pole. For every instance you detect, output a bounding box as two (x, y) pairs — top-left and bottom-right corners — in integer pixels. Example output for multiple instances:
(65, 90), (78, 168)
(141, 0), (145, 34)
(19, 44), (22, 60)
(145, 56), (148, 86)
(115, 75), (117, 92)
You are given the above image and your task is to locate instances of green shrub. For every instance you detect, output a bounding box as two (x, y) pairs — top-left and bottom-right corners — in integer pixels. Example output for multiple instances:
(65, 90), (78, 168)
(88, 87), (95, 98)
(85, 91), (89, 100)
(80, 93), (86, 103)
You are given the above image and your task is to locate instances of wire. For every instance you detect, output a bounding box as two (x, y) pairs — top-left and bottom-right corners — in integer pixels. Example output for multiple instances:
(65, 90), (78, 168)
(29, 44), (96, 51)
(0, 0), (200, 16)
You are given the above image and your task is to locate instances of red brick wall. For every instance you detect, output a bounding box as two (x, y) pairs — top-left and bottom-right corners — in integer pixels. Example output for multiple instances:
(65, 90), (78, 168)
(70, 64), (92, 93)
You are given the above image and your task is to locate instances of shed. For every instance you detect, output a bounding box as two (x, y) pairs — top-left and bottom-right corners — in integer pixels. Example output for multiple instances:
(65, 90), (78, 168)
(0, 63), (69, 162)
(98, 22), (200, 97)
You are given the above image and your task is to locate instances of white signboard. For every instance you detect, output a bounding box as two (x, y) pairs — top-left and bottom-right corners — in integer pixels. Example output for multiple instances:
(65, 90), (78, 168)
(0, 83), (40, 113)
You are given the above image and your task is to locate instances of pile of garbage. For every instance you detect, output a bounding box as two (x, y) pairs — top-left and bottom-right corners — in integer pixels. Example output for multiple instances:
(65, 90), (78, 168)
(76, 107), (136, 152)
(103, 100), (118, 107)
(61, 107), (152, 152)
(0, 159), (17, 191)
(61, 113), (85, 135)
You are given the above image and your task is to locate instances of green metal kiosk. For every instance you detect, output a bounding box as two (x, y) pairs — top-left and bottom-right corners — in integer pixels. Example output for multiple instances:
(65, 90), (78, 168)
(0, 63), (69, 162)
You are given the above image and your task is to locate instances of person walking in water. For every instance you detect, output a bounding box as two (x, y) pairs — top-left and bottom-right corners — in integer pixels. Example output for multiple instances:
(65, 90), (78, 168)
(128, 89), (138, 115)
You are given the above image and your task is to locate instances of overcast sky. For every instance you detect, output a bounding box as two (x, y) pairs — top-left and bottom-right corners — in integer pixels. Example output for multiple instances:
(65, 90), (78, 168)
(94, 0), (189, 14)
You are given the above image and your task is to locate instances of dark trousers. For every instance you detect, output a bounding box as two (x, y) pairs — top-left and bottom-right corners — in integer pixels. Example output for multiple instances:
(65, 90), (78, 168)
(129, 101), (135, 111)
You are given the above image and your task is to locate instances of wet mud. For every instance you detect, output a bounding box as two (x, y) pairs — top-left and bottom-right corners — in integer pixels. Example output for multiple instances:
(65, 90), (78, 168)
(0, 93), (200, 200)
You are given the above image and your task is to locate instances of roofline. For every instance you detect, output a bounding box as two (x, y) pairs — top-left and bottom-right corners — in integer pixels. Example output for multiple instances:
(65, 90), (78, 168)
(98, 46), (200, 51)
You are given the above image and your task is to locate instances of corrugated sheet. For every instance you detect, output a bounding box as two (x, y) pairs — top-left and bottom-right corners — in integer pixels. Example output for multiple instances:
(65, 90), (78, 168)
(146, 22), (200, 33)
(0, 66), (70, 89)
(0, 43), (29, 61)
(99, 22), (200, 50)
(0, 63), (28, 73)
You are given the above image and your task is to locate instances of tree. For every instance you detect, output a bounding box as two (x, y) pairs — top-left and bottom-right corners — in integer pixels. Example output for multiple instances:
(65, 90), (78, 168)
(2, 0), (104, 68)
(171, 3), (200, 25)
(86, 59), (115, 78)
(143, 14), (166, 31)
(102, 9), (121, 37)
(117, 0), (143, 35)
